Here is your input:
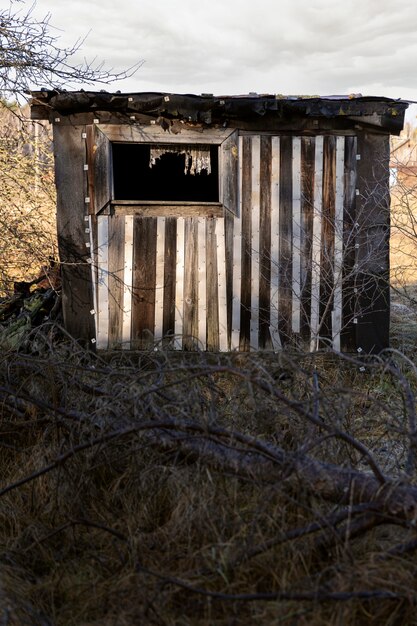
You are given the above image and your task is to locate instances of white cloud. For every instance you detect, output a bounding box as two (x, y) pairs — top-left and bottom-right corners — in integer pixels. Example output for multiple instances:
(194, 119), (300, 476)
(28, 0), (417, 101)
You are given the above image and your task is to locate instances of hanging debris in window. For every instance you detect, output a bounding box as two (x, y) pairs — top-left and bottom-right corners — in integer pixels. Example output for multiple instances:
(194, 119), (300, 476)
(149, 145), (211, 175)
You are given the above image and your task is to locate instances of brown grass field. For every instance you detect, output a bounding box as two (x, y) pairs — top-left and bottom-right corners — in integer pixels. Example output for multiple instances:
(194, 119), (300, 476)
(0, 325), (417, 625)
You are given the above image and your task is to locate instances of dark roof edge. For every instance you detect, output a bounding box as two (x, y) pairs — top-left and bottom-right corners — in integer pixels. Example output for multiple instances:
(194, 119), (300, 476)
(29, 90), (408, 134)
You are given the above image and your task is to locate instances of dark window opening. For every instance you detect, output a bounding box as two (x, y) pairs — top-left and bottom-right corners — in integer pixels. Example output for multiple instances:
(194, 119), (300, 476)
(112, 143), (219, 202)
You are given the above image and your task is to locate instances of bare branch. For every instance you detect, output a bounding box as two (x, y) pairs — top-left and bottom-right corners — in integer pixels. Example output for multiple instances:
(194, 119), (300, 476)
(136, 563), (405, 603)
(0, 2), (142, 100)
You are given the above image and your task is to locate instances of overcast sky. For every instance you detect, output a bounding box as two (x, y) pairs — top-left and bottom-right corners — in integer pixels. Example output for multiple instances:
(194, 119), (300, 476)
(27, 0), (417, 120)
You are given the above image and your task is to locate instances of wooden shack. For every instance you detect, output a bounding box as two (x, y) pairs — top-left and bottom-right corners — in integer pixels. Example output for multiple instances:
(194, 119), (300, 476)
(30, 91), (408, 353)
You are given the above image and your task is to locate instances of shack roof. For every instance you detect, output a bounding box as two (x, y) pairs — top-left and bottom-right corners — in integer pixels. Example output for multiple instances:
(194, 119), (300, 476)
(30, 90), (408, 134)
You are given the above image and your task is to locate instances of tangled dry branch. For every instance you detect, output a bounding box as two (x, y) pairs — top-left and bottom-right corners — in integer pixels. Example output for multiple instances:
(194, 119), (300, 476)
(0, 1), (141, 98)
(0, 332), (417, 623)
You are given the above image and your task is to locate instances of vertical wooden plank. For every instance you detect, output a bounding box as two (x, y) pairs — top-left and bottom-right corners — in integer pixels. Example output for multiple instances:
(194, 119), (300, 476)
(225, 210), (234, 349)
(108, 215), (125, 349)
(292, 136), (302, 335)
(250, 135), (261, 350)
(86, 124), (113, 214)
(183, 218), (199, 350)
(198, 218), (207, 350)
(341, 136), (357, 351)
(278, 136), (293, 346)
(270, 136), (281, 351)
(88, 214), (98, 340)
(154, 217), (165, 345)
(221, 130), (239, 215)
(310, 136), (324, 351)
(131, 217), (157, 349)
(97, 215), (109, 350)
(231, 135), (243, 350)
(206, 218), (219, 350)
(53, 124), (95, 343)
(163, 217), (177, 345)
(259, 136), (272, 350)
(122, 215), (134, 349)
(175, 217), (185, 349)
(300, 137), (315, 347)
(355, 133), (390, 353)
(319, 136), (336, 347)
(332, 136), (345, 351)
(217, 217), (228, 351)
(240, 136), (252, 351)
(224, 132), (240, 348)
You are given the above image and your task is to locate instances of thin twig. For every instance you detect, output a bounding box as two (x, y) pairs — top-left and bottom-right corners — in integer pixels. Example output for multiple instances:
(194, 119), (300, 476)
(136, 563), (405, 602)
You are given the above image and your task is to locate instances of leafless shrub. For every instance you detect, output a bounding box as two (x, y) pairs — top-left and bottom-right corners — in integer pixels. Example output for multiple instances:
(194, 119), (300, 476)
(0, 103), (57, 294)
(0, 332), (417, 624)
(0, 1), (141, 99)
(0, 0), (142, 295)
(390, 129), (417, 303)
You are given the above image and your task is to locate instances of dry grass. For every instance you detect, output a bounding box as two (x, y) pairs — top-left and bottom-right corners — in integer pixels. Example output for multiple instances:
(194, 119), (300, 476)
(0, 325), (417, 625)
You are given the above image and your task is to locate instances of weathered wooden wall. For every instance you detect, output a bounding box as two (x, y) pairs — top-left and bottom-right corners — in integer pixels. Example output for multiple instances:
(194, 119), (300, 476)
(94, 214), (228, 350)
(88, 132), (376, 352)
(54, 124), (95, 342)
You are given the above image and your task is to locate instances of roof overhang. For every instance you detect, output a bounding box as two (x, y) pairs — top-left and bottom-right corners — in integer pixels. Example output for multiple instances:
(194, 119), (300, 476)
(30, 90), (409, 135)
